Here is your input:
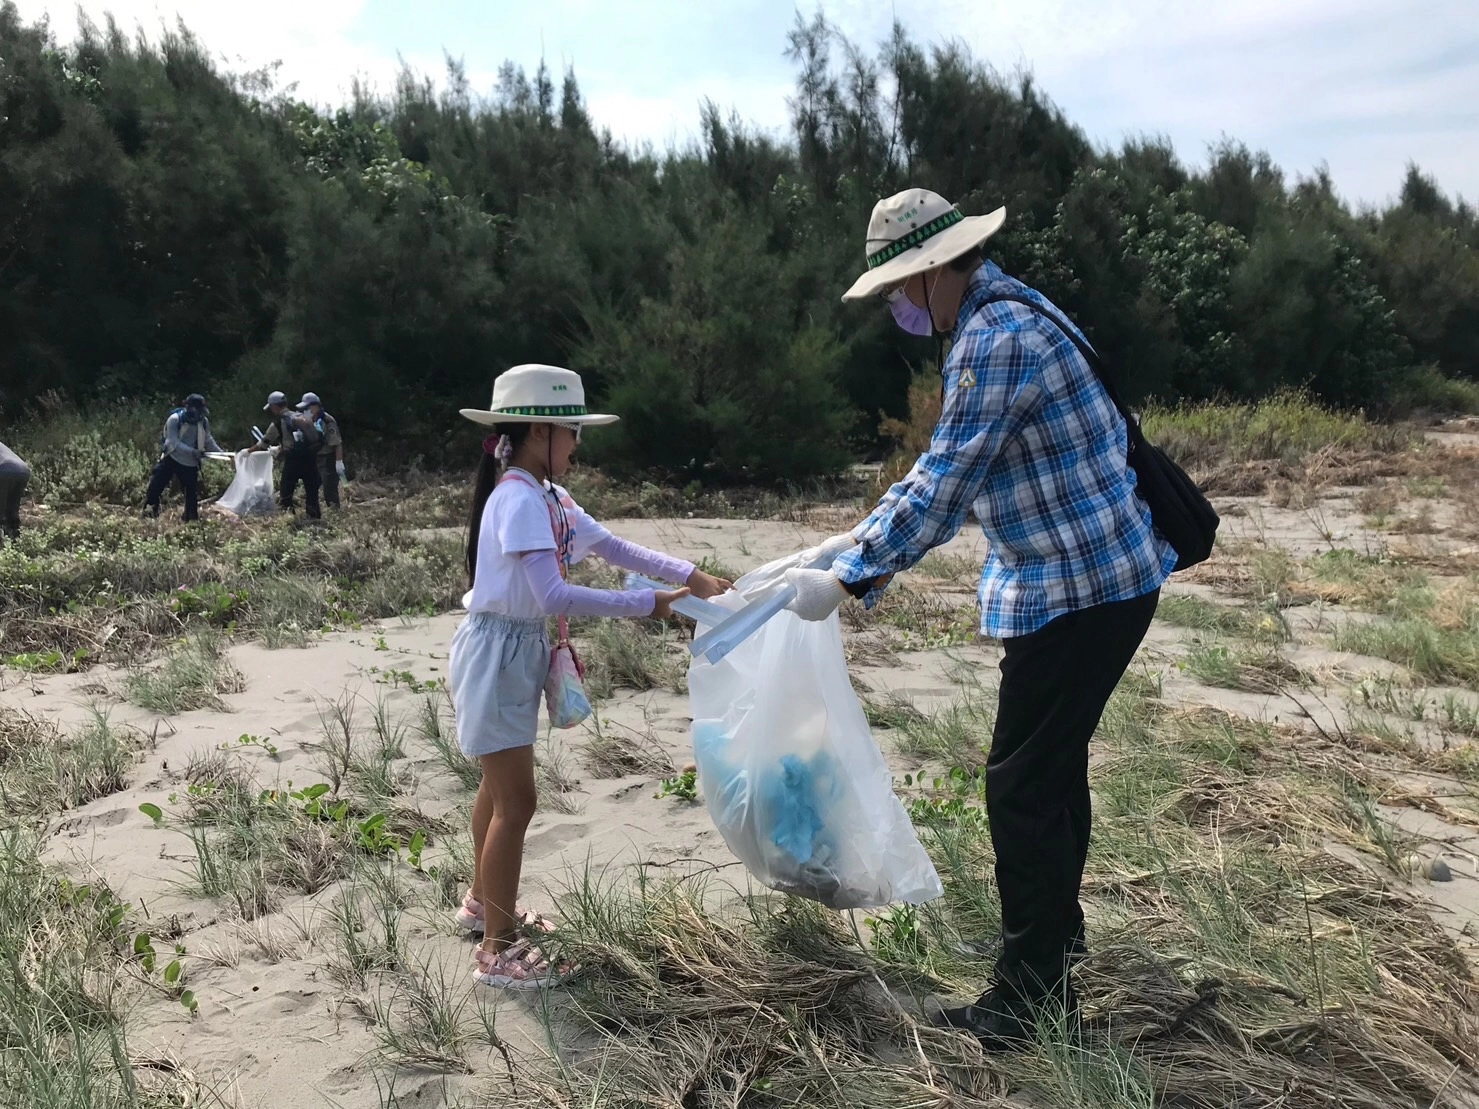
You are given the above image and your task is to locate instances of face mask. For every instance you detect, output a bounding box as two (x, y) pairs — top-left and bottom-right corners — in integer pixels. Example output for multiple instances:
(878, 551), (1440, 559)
(887, 270), (942, 337)
(889, 293), (934, 337)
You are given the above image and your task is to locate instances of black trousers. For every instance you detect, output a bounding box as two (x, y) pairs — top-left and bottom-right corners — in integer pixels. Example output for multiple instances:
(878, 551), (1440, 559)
(317, 454), (340, 509)
(145, 456), (200, 521)
(985, 588), (1160, 1001)
(0, 471), (26, 537)
(280, 452), (321, 519)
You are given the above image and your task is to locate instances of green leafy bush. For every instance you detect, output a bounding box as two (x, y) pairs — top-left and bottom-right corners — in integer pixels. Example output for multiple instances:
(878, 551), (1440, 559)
(28, 430), (154, 505)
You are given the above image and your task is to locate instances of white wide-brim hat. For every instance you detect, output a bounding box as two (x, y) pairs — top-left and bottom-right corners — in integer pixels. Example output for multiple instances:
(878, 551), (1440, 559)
(459, 364), (619, 428)
(842, 188), (1006, 301)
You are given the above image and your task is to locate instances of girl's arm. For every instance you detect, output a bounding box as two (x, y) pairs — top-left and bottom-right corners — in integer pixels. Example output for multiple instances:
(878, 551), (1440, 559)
(587, 535), (695, 585)
(520, 549), (656, 618)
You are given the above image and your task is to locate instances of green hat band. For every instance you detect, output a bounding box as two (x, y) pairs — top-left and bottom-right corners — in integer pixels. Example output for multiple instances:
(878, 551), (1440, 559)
(866, 208), (965, 269)
(494, 405), (588, 417)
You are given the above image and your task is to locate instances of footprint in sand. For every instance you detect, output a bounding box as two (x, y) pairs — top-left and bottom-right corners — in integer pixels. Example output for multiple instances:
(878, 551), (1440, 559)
(607, 781), (648, 803)
(55, 807), (132, 836)
(523, 822), (592, 857)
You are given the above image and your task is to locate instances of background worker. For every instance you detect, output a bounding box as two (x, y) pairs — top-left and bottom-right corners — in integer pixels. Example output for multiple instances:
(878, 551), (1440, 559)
(0, 440), (30, 542)
(248, 390), (323, 519)
(297, 392), (346, 510)
(144, 393), (227, 522)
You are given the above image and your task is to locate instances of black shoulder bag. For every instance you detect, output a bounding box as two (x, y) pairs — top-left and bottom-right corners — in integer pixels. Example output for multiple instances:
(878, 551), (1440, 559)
(980, 293), (1219, 572)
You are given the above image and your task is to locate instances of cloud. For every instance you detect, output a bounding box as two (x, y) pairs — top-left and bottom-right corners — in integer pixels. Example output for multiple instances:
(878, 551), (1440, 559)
(15, 0), (442, 107)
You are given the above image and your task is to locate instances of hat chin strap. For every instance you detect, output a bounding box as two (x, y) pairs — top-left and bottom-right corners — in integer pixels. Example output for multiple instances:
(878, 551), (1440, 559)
(923, 269), (953, 401)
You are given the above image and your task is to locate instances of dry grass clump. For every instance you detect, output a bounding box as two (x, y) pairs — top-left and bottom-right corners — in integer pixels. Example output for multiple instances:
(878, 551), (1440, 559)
(535, 745), (585, 816)
(580, 620), (688, 699)
(1181, 641), (1307, 693)
(516, 874), (1004, 1109)
(1156, 594), (1282, 639)
(0, 707), (139, 815)
(414, 691), (480, 791)
(124, 630), (245, 713)
(1179, 547), (1469, 659)
(580, 719), (675, 779)
(842, 585), (981, 651)
(1335, 603), (1479, 686)
(887, 678), (997, 768)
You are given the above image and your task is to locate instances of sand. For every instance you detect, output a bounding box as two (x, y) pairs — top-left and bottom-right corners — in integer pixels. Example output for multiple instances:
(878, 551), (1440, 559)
(8, 497), (1479, 1106)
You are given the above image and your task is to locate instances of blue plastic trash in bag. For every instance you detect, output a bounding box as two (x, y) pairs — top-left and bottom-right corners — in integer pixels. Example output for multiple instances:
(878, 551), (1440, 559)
(687, 556), (942, 910)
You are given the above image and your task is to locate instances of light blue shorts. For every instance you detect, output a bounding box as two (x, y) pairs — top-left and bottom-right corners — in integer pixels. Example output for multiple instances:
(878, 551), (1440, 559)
(448, 613), (549, 757)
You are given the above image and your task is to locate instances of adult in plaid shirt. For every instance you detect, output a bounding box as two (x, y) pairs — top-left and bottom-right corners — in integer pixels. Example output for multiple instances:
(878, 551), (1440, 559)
(785, 189), (1176, 1048)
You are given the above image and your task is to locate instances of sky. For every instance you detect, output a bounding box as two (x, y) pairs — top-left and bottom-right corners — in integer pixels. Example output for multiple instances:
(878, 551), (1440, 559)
(14, 0), (1479, 207)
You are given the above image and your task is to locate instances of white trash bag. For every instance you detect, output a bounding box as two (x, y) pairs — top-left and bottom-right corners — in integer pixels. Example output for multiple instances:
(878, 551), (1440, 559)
(687, 553), (943, 910)
(213, 449), (276, 517)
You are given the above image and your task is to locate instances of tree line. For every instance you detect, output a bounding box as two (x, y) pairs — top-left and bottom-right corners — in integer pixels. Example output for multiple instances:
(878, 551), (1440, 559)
(2, 5), (1476, 483)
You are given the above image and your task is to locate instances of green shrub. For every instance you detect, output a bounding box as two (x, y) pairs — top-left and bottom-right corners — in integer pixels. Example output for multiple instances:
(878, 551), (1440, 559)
(1386, 364), (1479, 416)
(27, 430), (154, 506)
(1141, 392), (1412, 470)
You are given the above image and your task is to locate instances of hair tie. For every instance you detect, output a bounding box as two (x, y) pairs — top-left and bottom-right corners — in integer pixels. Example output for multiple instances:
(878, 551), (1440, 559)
(483, 434), (513, 462)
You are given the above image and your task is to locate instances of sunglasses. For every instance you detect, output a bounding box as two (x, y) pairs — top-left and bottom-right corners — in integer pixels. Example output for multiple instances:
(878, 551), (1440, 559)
(552, 421), (583, 444)
(880, 284), (906, 304)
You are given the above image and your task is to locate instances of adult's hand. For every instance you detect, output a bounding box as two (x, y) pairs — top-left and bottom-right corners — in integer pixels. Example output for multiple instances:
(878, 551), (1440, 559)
(801, 531), (859, 569)
(784, 568), (848, 621)
(335, 460), (347, 480)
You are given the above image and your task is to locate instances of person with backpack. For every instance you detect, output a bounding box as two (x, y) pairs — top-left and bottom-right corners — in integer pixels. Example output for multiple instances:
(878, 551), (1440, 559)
(247, 390), (322, 519)
(144, 393), (227, 522)
(296, 392), (345, 510)
(780, 189), (1215, 1050)
(0, 441), (30, 543)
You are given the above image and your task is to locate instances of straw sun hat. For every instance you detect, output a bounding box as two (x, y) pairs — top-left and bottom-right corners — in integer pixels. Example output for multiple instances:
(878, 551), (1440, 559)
(841, 188), (1006, 301)
(459, 364), (619, 427)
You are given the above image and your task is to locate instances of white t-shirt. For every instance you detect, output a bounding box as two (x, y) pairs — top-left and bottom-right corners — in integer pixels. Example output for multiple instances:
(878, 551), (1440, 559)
(463, 472), (613, 618)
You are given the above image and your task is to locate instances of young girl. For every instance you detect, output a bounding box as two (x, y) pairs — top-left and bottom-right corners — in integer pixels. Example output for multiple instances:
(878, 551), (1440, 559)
(451, 364), (730, 989)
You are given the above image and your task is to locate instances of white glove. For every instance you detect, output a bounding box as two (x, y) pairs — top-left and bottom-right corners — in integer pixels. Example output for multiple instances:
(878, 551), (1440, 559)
(784, 568), (848, 622)
(335, 460), (346, 479)
(801, 531), (859, 570)
(269, 445), (281, 459)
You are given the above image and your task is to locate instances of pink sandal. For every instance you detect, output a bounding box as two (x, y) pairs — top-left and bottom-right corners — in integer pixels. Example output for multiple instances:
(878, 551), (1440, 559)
(456, 891), (556, 935)
(471, 939), (575, 990)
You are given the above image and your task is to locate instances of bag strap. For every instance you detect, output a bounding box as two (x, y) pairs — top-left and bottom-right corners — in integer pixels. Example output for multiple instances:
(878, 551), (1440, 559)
(977, 292), (1143, 440)
(498, 470), (576, 646)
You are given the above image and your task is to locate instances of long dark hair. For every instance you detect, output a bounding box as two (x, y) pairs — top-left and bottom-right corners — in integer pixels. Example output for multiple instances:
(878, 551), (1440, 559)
(466, 423), (532, 587)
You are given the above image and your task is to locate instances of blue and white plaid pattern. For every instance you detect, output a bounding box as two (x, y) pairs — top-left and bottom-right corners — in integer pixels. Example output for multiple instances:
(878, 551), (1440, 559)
(834, 262), (1176, 639)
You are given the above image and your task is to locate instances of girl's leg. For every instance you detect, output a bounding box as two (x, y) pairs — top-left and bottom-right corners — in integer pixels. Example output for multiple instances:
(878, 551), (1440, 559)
(476, 746), (537, 953)
(469, 772), (496, 905)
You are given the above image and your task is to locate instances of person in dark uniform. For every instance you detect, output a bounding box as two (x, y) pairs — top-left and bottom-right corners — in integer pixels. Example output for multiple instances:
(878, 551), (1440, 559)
(248, 390), (322, 519)
(0, 440), (30, 543)
(296, 392), (345, 510)
(144, 393), (226, 522)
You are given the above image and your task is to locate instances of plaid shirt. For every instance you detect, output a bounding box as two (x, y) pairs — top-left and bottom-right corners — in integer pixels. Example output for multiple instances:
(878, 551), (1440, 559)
(834, 262), (1175, 638)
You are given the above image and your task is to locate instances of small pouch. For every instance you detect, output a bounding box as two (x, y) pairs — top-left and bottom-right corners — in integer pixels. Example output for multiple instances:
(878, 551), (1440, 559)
(544, 615), (592, 729)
